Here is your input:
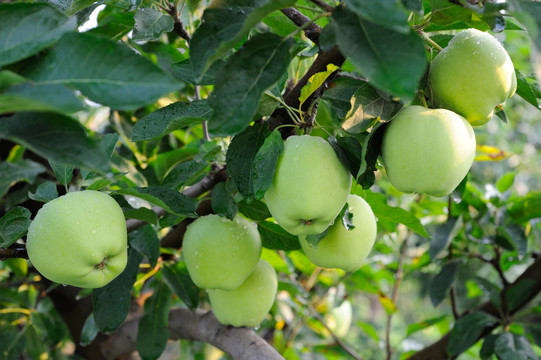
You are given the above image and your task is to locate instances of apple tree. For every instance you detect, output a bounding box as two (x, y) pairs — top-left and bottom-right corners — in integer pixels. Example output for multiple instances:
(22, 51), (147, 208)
(1, 0), (541, 359)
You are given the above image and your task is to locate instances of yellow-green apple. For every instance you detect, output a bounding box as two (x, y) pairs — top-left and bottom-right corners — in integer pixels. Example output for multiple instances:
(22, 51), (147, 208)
(26, 190), (127, 288)
(429, 28), (516, 126)
(264, 135), (352, 236)
(299, 194), (377, 272)
(183, 214), (262, 290)
(381, 105), (476, 197)
(207, 259), (277, 327)
(326, 300), (353, 338)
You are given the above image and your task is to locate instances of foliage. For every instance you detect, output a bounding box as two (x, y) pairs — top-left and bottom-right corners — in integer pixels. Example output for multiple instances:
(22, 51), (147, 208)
(1, 0), (541, 359)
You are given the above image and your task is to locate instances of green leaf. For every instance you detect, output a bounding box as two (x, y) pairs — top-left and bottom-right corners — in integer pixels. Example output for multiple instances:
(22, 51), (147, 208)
(258, 221), (300, 251)
(321, 77), (366, 119)
(505, 278), (537, 313)
(237, 198), (271, 221)
(363, 190), (429, 237)
(65, 0), (98, 16)
(514, 70), (540, 110)
(170, 58), (224, 85)
(129, 225), (160, 268)
(131, 100), (211, 142)
(406, 314), (448, 337)
(0, 2), (76, 67)
(345, 0), (410, 33)
(92, 247), (144, 333)
(28, 182), (59, 203)
(208, 33), (295, 136)
(430, 259), (460, 307)
(132, 7), (174, 42)
(480, 334), (498, 359)
(447, 311), (500, 356)
(0, 112), (110, 173)
(0, 82), (85, 115)
(114, 187), (198, 217)
(428, 216), (463, 260)
(48, 160), (74, 187)
(507, 192), (541, 223)
(22, 32), (180, 110)
(298, 64), (340, 111)
(0, 207), (32, 248)
(0, 160), (46, 199)
(123, 207), (158, 225)
(328, 135), (363, 178)
(211, 181), (238, 220)
(357, 321), (380, 342)
(304, 228), (330, 248)
(332, 5), (427, 102)
(356, 122), (386, 189)
(79, 313), (99, 347)
(189, 0), (296, 78)
(136, 276), (172, 360)
(251, 129), (284, 199)
(0, 325), (26, 360)
(162, 261), (200, 311)
(497, 172), (516, 193)
(494, 332), (537, 360)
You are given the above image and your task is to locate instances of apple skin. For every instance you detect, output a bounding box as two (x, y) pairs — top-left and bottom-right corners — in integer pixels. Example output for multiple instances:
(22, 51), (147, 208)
(299, 194), (377, 272)
(26, 190), (127, 289)
(207, 259), (277, 328)
(429, 28), (516, 126)
(183, 214), (262, 290)
(381, 106), (476, 197)
(264, 135), (352, 236)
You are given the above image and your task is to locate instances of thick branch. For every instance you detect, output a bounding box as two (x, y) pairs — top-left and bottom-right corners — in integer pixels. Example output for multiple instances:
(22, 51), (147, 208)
(0, 244), (28, 260)
(101, 308), (285, 360)
(280, 8), (322, 44)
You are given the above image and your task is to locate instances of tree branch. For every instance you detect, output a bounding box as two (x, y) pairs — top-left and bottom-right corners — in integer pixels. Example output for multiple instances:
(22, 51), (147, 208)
(280, 7), (322, 44)
(0, 244), (28, 260)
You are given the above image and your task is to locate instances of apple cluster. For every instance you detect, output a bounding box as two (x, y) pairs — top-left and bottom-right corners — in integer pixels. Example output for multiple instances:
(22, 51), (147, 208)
(381, 28), (517, 197)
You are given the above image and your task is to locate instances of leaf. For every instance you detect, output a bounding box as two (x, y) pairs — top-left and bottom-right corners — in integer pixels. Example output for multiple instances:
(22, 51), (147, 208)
(92, 247), (144, 333)
(48, 160), (74, 187)
(208, 33), (295, 136)
(332, 5), (427, 102)
(514, 69), (540, 110)
(79, 313), (99, 347)
(447, 311), (500, 356)
(497, 172), (516, 193)
(322, 77), (366, 119)
(123, 207), (158, 225)
(237, 199), (271, 221)
(132, 7), (174, 42)
(0, 112), (110, 173)
(378, 291), (397, 314)
(65, 0), (98, 16)
(406, 315), (448, 337)
(0, 207), (32, 248)
(328, 135), (363, 178)
(131, 100), (211, 142)
(258, 221), (300, 251)
(507, 192), (541, 223)
(356, 122), (386, 189)
(430, 259), (461, 307)
(0, 2), (76, 66)
(28, 182), (59, 203)
(298, 64), (340, 112)
(428, 216), (463, 260)
(475, 144), (511, 162)
(480, 333), (498, 359)
(505, 278), (537, 313)
(189, 0), (296, 78)
(162, 261), (200, 311)
(22, 32), (180, 110)
(129, 225), (160, 268)
(136, 276), (172, 360)
(251, 129), (284, 199)
(494, 332), (537, 360)
(114, 187), (198, 217)
(211, 181), (238, 220)
(345, 0), (410, 33)
(304, 228), (330, 249)
(170, 58), (225, 86)
(0, 160), (46, 199)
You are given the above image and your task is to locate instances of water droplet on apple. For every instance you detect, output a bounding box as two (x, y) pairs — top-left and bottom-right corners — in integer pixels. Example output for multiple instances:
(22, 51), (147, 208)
(91, 229), (97, 234)
(62, 284), (67, 287)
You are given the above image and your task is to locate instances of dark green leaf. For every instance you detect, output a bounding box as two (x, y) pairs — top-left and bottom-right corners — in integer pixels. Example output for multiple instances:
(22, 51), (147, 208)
(0, 160), (46, 199)
(321, 77), (366, 119)
(28, 182), (59, 203)
(356, 121), (386, 189)
(189, 0), (296, 78)
(92, 247), (143, 333)
(211, 181), (238, 220)
(345, 0), (410, 33)
(129, 225), (160, 268)
(428, 216), (463, 260)
(114, 187), (198, 217)
(447, 311), (499, 356)
(208, 33), (295, 136)
(162, 261), (199, 311)
(0, 112), (110, 173)
(332, 5), (427, 102)
(170, 58), (224, 85)
(136, 276), (172, 360)
(22, 32), (180, 110)
(528, 324), (541, 348)
(304, 228), (330, 248)
(430, 259), (460, 307)
(79, 313), (99, 347)
(505, 278), (537, 313)
(340, 202), (355, 231)
(0, 325), (26, 360)
(251, 129), (284, 199)
(480, 334), (498, 359)
(258, 221), (301, 251)
(474, 276), (502, 309)
(328, 135), (363, 178)
(65, 0), (98, 16)
(0, 2), (76, 66)
(48, 160), (74, 187)
(494, 332), (537, 360)
(515, 70), (540, 110)
(132, 7), (174, 41)
(161, 160), (210, 189)
(131, 100), (211, 142)
(406, 315), (448, 337)
(237, 198), (271, 221)
(508, 192), (541, 223)
(0, 207), (32, 248)
(123, 207), (158, 225)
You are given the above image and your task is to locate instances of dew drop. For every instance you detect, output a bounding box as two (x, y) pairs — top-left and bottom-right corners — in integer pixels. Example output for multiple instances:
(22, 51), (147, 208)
(91, 229), (97, 234)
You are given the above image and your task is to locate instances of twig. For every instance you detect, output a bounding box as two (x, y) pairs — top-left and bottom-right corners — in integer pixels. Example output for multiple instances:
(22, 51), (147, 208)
(281, 8), (323, 44)
(309, 0), (334, 12)
(159, 3), (191, 41)
(0, 244), (28, 260)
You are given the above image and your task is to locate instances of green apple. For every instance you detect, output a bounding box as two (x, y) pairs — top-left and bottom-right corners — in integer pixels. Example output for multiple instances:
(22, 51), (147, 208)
(26, 190), (127, 289)
(207, 259), (277, 328)
(326, 300), (352, 338)
(264, 135), (352, 236)
(429, 28), (517, 126)
(183, 214), (262, 290)
(299, 194), (377, 272)
(381, 105), (476, 197)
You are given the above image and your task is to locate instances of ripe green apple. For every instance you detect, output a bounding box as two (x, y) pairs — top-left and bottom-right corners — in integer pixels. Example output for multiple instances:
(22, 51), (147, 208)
(299, 194), (377, 272)
(381, 105), (476, 197)
(429, 28), (517, 126)
(207, 259), (277, 328)
(264, 135), (352, 236)
(26, 190), (127, 288)
(183, 214), (262, 290)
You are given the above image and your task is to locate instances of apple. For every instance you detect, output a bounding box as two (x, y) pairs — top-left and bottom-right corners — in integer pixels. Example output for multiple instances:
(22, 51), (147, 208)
(207, 259), (277, 327)
(26, 190), (127, 289)
(299, 194), (377, 272)
(264, 135), (352, 236)
(429, 28), (517, 126)
(182, 214), (262, 290)
(381, 105), (476, 197)
(326, 300), (353, 338)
